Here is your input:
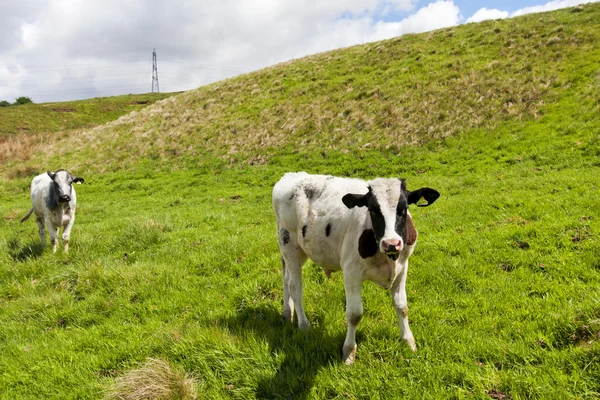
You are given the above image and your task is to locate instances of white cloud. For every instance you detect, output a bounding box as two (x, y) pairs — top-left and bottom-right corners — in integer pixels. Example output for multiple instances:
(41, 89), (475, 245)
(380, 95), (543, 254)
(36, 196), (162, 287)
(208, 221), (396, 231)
(466, 8), (509, 23)
(0, 0), (461, 103)
(389, 0), (461, 34)
(6, 0), (596, 103)
(467, 0), (599, 24)
(512, 0), (596, 16)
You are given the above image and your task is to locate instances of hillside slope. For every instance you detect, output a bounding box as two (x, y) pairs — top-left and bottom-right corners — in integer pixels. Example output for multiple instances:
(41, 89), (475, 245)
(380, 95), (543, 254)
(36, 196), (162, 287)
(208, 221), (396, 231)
(3, 3), (599, 175)
(0, 93), (176, 171)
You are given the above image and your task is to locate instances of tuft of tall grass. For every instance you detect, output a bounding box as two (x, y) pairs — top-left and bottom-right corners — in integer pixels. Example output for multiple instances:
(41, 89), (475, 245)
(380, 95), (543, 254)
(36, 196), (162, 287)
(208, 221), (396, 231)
(105, 358), (198, 400)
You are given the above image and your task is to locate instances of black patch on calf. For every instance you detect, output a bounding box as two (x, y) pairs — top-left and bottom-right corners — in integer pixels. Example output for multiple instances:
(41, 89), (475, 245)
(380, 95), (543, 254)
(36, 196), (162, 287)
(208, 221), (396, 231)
(288, 193), (294, 200)
(304, 187), (315, 200)
(395, 197), (409, 239)
(368, 197), (386, 242)
(280, 229), (291, 245)
(405, 215), (418, 246)
(302, 225), (307, 238)
(358, 229), (378, 258)
(325, 223), (332, 237)
(45, 184), (59, 211)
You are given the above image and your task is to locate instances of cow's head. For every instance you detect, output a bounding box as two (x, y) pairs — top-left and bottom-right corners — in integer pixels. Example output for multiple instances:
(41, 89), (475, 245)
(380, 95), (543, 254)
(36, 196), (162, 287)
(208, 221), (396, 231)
(47, 170), (84, 203)
(342, 178), (439, 260)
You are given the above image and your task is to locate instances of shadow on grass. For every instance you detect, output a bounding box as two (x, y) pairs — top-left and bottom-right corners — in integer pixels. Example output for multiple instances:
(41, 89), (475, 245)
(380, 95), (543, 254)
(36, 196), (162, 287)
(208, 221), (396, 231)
(7, 238), (44, 261)
(220, 304), (346, 400)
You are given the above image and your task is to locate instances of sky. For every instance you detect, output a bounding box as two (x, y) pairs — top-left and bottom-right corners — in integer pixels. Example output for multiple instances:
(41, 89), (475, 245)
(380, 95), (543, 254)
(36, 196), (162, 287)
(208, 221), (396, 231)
(0, 0), (597, 103)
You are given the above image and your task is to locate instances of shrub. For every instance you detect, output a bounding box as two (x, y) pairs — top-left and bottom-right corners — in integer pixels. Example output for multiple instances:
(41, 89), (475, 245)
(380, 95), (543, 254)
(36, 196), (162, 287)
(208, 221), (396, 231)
(14, 96), (33, 105)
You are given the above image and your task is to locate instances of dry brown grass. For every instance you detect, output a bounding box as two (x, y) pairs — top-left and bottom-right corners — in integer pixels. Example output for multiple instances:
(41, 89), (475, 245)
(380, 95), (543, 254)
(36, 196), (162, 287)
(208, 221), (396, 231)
(0, 133), (52, 165)
(105, 358), (199, 400)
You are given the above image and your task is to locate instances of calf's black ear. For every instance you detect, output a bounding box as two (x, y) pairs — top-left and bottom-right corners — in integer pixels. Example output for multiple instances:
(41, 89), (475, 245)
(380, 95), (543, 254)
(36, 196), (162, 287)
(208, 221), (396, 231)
(342, 192), (370, 208)
(47, 171), (56, 180)
(73, 177), (85, 184)
(408, 188), (440, 207)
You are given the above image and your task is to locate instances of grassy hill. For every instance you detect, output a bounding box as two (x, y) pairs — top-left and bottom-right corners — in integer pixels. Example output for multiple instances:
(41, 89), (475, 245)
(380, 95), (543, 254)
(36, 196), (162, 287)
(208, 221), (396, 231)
(0, 93), (177, 170)
(0, 3), (599, 399)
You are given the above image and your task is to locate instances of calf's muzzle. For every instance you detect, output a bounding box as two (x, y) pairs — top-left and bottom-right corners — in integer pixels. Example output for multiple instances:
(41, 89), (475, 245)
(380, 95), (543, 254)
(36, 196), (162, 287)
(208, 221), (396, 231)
(382, 238), (403, 255)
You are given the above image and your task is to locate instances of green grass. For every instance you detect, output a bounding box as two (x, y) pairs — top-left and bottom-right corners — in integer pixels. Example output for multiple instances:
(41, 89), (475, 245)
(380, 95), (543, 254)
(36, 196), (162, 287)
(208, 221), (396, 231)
(0, 93), (177, 137)
(1, 3), (600, 399)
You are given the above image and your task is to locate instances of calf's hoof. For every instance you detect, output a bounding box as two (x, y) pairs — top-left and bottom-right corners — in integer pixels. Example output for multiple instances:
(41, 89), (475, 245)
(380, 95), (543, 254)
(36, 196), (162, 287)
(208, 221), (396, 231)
(282, 309), (293, 323)
(342, 344), (357, 365)
(404, 337), (417, 352)
(298, 320), (310, 331)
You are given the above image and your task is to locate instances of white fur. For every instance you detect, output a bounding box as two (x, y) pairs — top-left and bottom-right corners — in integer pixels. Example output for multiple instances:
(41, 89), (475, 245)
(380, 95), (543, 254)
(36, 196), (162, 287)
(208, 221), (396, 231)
(272, 172), (418, 364)
(22, 172), (78, 253)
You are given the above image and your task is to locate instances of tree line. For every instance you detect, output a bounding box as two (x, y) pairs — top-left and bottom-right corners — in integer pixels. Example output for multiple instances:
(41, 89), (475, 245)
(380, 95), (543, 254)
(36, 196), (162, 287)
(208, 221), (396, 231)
(0, 97), (34, 107)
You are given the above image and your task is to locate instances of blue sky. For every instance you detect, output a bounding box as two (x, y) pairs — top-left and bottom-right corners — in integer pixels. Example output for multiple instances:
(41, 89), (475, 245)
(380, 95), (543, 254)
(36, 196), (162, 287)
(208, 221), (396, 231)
(0, 0), (598, 103)
(455, 0), (542, 16)
(379, 0), (587, 21)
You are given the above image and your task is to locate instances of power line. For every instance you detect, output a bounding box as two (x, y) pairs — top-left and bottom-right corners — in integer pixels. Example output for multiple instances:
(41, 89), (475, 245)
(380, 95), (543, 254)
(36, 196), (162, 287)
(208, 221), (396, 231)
(162, 61), (246, 72)
(9, 61), (150, 71)
(4, 60), (247, 73)
(9, 85), (152, 96)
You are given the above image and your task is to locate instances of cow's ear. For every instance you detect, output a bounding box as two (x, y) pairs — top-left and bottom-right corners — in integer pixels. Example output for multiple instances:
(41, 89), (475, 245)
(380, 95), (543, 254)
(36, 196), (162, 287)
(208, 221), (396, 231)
(73, 177), (85, 184)
(408, 188), (440, 207)
(342, 193), (370, 208)
(47, 171), (56, 180)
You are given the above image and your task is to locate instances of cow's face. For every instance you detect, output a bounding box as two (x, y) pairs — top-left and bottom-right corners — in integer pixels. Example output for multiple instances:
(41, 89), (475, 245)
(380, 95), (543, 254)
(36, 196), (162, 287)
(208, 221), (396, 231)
(342, 179), (439, 260)
(47, 170), (84, 203)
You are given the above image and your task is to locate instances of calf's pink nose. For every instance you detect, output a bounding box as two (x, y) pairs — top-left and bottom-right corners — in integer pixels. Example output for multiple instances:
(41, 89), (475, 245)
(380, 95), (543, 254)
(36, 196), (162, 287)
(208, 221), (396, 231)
(382, 239), (402, 252)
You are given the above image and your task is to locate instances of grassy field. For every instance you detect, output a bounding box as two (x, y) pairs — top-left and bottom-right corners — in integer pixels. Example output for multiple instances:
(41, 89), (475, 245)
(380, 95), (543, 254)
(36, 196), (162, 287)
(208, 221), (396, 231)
(1, 3), (600, 399)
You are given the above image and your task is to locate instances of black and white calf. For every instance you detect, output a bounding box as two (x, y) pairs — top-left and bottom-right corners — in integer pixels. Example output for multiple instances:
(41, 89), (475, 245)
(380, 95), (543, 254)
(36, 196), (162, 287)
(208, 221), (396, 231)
(21, 170), (85, 253)
(272, 172), (440, 364)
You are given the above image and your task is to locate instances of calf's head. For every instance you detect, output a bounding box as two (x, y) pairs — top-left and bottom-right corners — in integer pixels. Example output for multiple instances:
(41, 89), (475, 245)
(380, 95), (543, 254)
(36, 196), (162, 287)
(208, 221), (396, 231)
(47, 170), (84, 203)
(342, 178), (439, 260)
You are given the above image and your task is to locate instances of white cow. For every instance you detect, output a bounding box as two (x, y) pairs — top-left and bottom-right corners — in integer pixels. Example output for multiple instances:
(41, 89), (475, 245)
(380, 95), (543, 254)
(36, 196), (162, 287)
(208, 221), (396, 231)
(272, 172), (440, 364)
(21, 170), (85, 253)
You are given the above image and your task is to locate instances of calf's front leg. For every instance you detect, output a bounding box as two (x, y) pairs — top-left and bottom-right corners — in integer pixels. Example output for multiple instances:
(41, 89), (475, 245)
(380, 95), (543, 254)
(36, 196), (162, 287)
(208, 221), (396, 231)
(45, 216), (59, 253)
(391, 263), (416, 351)
(62, 210), (75, 253)
(342, 269), (363, 365)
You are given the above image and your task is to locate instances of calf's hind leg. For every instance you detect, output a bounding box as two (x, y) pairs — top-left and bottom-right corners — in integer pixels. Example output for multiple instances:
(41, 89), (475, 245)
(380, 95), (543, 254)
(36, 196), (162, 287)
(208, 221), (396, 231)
(278, 228), (309, 329)
(35, 215), (46, 247)
(281, 257), (294, 322)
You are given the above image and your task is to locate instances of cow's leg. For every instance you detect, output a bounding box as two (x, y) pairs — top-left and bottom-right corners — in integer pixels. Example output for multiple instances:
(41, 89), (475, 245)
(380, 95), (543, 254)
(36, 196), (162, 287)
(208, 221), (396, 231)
(35, 215), (46, 247)
(45, 216), (59, 253)
(62, 212), (75, 253)
(391, 263), (416, 351)
(281, 257), (294, 322)
(342, 269), (363, 365)
(285, 250), (309, 329)
(278, 228), (309, 329)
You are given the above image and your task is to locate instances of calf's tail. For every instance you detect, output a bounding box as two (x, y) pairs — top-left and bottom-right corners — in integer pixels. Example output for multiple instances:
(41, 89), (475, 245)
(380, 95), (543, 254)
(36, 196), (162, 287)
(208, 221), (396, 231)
(20, 208), (34, 223)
